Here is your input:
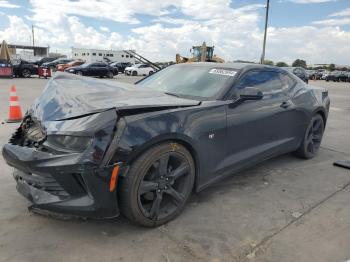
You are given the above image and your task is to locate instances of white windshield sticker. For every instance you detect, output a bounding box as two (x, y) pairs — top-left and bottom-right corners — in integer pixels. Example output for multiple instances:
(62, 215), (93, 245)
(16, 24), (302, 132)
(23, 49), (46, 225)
(209, 68), (237, 77)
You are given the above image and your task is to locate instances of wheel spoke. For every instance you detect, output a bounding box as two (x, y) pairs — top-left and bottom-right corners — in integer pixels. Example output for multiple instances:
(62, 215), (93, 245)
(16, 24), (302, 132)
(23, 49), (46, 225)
(158, 154), (169, 177)
(308, 141), (314, 154)
(313, 120), (321, 132)
(149, 192), (163, 219)
(139, 181), (158, 195)
(165, 186), (185, 207)
(313, 134), (322, 142)
(168, 163), (189, 180)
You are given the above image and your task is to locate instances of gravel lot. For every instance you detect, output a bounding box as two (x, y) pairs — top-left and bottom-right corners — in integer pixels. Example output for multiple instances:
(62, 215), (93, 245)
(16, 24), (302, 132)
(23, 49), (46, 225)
(0, 75), (349, 262)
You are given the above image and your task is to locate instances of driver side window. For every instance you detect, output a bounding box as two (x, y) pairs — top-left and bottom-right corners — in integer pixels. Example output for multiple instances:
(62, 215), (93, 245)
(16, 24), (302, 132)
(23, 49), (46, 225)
(235, 70), (285, 98)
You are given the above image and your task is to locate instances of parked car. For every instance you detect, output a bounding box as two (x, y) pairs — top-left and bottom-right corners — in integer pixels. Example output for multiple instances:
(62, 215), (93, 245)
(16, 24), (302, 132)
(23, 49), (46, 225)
(12, 59), (38, 78)
(56, 60), (85, 72)
(325, 71), (348, 82)
(321, 72), (329, 80)
(2, 63), (330, 227)
(109, 62), (132, 73)
(65, 62), (116, 78)
(315, 69), (327, 80)
(284, 67), (308, 83)
(42, 58), (74, 70)
(125, 64), (154, 76)
(306, 70), (316, 80)
(35, 57), (59, 66)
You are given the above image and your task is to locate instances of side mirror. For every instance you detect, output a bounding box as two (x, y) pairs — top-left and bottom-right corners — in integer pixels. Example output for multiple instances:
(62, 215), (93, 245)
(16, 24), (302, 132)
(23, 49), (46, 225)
(237, 87), (263, 101)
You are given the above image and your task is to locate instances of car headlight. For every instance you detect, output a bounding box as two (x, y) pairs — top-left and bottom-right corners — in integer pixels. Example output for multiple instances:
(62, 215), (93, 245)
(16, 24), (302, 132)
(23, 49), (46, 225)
(46, 135), (92, 152)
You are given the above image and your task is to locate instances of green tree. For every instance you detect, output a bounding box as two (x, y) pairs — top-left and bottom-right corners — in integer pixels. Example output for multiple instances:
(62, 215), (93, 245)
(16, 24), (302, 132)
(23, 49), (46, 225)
(276, 62), (288, 67)
(263, 60), (274, 66)
(292, 59), (307, 68)
(328, 63), (335, 71)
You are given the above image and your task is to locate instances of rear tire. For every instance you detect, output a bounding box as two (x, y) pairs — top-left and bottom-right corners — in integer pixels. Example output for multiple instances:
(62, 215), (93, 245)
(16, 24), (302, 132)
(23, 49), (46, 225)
(295, 114), (324, 159)
(149, 71), (154, 75)
(107, 71), (114, 78)
(119, 142), (195, 227)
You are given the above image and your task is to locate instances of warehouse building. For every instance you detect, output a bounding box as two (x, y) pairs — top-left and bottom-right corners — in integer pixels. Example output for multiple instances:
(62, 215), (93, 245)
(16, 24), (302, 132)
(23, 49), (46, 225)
(72, 48), (136, 63)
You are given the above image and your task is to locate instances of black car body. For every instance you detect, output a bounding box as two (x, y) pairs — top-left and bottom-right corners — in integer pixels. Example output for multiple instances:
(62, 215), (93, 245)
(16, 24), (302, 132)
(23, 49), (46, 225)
(109, 62), (132, 73)
(12, 59), (38, 78)
(42, 58), (73, 69)
(65, 62), (117, 78)
(2, 63), (330, 226)
(284, 67), (309, 83)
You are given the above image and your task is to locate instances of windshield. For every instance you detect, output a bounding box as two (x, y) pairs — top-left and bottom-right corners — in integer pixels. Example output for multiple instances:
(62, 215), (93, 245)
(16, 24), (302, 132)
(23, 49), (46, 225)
(137, 65), (237, 99)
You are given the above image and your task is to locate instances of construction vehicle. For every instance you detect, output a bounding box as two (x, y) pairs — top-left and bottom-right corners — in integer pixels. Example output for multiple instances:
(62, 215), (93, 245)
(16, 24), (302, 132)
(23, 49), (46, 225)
(176, 42), (224, 64)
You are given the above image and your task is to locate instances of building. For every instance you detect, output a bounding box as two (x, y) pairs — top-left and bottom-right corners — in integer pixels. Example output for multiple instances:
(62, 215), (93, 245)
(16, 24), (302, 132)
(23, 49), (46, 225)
(0, 43), (49, 61)
(71, 48), (136, 63)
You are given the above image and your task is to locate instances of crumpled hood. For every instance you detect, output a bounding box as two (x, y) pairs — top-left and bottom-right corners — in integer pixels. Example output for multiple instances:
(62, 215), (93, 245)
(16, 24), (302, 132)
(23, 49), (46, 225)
(31, 72), (200, 121)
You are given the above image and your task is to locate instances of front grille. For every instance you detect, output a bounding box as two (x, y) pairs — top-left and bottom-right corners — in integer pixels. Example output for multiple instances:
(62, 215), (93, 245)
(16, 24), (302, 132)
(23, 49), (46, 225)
(14, 170), (69, 197)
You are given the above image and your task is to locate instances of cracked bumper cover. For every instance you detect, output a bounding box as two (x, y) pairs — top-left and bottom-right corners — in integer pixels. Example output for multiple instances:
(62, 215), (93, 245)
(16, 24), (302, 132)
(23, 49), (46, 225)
(2, 143), (126, 219)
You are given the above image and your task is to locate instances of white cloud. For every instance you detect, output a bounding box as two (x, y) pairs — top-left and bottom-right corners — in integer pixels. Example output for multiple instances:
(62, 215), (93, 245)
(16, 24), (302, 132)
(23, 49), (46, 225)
(99, 26), (110, 32)
(313, 17), (350, 26)
(329, 7), (350, 17)
(0, 0), (20, 8)
(265, 26), (350, 64)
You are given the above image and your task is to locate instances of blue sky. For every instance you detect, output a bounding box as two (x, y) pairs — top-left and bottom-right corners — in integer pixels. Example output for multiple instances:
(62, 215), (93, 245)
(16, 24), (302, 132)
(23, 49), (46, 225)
(0, 0), (350, 64)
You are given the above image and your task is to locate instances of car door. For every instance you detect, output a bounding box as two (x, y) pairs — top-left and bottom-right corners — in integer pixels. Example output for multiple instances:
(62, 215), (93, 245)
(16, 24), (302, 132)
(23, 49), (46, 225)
(139, 65), (148, 75)
(86, 63), (97, 76)
(224, 69), (300, 172)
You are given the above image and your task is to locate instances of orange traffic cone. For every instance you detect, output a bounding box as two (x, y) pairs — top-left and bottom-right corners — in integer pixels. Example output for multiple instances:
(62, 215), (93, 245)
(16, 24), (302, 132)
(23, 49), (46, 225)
(6, 85), (23, 123)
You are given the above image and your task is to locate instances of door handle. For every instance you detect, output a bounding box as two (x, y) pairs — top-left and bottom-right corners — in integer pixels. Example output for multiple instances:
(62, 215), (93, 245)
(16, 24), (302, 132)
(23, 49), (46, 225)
(280, 101), (292, 108)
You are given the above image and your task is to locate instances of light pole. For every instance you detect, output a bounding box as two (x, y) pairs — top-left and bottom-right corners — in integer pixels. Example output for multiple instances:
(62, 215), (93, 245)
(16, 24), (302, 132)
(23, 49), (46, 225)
(260, 0), (270, 64)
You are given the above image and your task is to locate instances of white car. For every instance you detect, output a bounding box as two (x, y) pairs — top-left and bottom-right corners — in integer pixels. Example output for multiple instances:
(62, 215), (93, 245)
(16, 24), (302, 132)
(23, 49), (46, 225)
(124, 64), (155, 76)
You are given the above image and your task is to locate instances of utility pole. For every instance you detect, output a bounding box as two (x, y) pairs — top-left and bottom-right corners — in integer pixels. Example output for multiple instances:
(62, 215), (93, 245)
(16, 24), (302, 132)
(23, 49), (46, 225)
(260, 0), (270, 64)
(32, 25), (35, 56)
(32, 25), (35, 46)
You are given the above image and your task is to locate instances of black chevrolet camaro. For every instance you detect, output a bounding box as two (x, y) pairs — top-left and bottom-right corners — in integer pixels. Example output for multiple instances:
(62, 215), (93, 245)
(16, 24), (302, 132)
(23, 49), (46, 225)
(2, 63), (330, 227)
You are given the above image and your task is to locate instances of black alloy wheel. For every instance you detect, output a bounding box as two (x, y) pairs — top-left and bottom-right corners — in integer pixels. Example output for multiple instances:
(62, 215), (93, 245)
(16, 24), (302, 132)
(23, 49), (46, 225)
(22, 69), (31, 78)
(296, 114), (324, 159)
(119, 143), (195, 227)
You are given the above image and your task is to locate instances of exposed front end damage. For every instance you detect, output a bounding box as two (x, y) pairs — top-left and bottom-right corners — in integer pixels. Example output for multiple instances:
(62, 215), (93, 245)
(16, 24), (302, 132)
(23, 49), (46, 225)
(2, 109), (126, 219)
(2, 73), (200, 219)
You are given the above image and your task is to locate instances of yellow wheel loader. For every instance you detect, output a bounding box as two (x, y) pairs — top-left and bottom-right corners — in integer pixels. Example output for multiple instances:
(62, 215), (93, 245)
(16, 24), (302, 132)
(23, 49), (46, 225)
(176, 42), (224, 64)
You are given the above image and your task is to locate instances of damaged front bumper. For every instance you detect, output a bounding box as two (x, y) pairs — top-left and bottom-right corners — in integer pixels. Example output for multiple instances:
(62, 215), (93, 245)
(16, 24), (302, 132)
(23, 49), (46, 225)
(2, 143), (126, 219)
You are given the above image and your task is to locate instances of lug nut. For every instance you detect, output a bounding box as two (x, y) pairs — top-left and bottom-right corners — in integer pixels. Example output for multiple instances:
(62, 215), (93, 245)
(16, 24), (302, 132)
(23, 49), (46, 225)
(157, 189), (161, 193)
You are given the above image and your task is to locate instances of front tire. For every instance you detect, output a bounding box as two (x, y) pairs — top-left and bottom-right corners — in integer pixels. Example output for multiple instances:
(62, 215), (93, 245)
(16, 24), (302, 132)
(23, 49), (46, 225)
(295, 114), (324, 159)
(22, 69), (31, 78)
(132, 71), (138, 76)
(119, 142), (195, 227)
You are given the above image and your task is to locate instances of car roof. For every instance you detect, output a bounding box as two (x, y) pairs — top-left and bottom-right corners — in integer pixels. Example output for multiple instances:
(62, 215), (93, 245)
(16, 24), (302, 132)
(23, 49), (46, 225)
(172, 62), (284, 72)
